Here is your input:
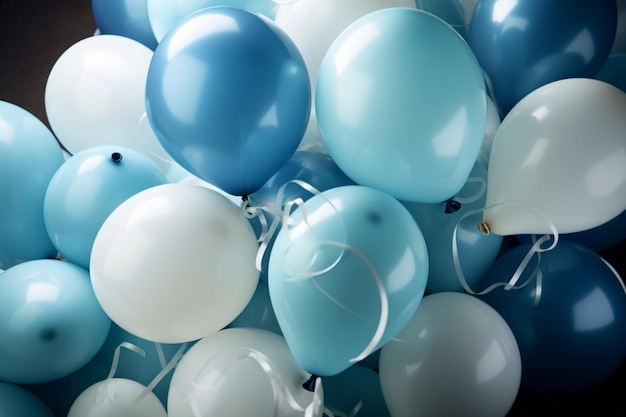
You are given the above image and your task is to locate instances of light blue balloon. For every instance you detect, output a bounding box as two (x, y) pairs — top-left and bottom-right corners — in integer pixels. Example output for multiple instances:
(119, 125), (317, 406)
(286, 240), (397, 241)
(92, 0), (158, 49)
(229, 279), (282, 335)
(0, 259), (111, 384)
(44, 146), (167, 269)
(0, 101), (65, 269)
(322, 365), (391, 417)
(268, 185), (428, 376)
(402, 163), (503, 293)
(316, 8), (487, 203)
(0, 382), (55, 417)
(147, 0), (278, 43)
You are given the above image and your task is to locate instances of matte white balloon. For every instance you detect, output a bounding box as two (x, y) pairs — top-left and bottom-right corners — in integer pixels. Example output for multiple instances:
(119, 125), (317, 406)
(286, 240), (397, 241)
(379, 292), (521, 417)
(483, 78), (626, 235)
(168, 327), (322, 417)
(90, 183), (259, 343)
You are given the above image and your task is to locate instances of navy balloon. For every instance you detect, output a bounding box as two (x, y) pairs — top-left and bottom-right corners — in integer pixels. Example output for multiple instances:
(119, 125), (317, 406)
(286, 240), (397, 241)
(146, 6), (311, 196)
(595, 53), (626, 93)
(478, 240), (626, 393)
(92, 0), (158, 49)
(468, 0), (617, 115)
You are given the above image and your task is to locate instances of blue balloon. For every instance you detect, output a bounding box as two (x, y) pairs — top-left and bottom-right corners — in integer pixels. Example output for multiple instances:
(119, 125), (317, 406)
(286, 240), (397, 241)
(322, 365), (391, 417)
(0, 101), (65, 269)
(0, 382), (55, 417)
(402, 163), (503, 293)
(478, 240), (626, 393)
(228, 279), (282, 335)
(468, 0), (617, 115)
(414, 0), (475, 39)
(316, 8), (487, 203)
(0, 259), (111, 384)
(44, 146), (167, 269)
(92, 0), (158, 49)
(146, 6), (311, 196)
(268, 185), (428, 376)
(595, 53), (626, 93)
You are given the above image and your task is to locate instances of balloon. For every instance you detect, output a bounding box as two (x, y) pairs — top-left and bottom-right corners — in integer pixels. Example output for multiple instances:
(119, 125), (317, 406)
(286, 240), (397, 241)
(0, 101), (65, 269)
(379, 292), (521, 417)
(45, 34), (173, 170)
(44, 146), (167, 269)
(92, 0), (158, 49)
(296, 107), (328, 155)
(468, 0), (617, 115)
(147, 0), (279, 43)
(321, 365), (390, 417)
(316, 8), (487, 203)
(146, 6), (311, 196)
(595, 53), (626, 93)
(228, 280), (282, 335)
(168, 328), (321, 417)
(268, 185), (428, 376)
(482, 78), (626, 236)
(0, 382), (55, 417)
(613, 0), (626, 53)
(476, 95), (502, 169)
(90, 183), (260, 343)
(68, 378), (167, 417)
(414, 0), (478, 39)
(402, 163), (503, 293)
(479, 240), (626, 393)
(0, 259), (111, 384)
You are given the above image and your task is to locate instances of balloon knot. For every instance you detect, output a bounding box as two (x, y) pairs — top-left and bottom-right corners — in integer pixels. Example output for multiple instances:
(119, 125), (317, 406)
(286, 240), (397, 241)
(477, 221), (490, 235)
(302, 374), (319, 392)
(445, 198), (462, 213)
(111, 152), (123, 164)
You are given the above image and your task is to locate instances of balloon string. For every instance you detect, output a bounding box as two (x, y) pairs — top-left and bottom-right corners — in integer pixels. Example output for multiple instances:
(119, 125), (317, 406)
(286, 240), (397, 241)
(154, 342), (167, 369)
(134, 342), (188, 404)
(324, 401), (363, 417)
(188, 347), (321, 417)
(96, 342), (146, 404)
(452, 176), (486, 205)
(452, 202), (559, 306)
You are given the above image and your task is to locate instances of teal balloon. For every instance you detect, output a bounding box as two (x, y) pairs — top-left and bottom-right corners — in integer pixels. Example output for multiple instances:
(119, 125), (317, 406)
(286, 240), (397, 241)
(44, 146), (167, 269)
(316, 8), (487, 203)
(402, 163), (503, 293)
(229, 279), (282, 335)
(322, 365), (391, 417)
(0, 382), (55, 417)
(0, 260), (111, 384)
(0, 101), (65, 269)
(268, 185), (428, 376)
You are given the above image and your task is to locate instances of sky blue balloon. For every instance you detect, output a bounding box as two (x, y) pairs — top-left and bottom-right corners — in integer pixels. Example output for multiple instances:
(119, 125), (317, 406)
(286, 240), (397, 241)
(322, 365), (391, 417)
(478, 240), (626, 393)
(228, 279), (282, 335)
(468, 0), (617, 115)
(44, 146), (167, 269)
(0, 101), (65, 270)
(402, 163), (503, 293)
(268, 185), (428, 376)
(595, 53), (626, 93)
(0, 259), (111, 384)
(0, 382), (55, 417)
(316, 8), (487, 203)
(92, 0), (158, 49)
(146, 6), (311, 196)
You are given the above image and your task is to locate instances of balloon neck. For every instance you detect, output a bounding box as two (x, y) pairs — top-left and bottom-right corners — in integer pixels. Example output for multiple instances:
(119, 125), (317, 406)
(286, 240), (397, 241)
(445, 198), (462, 213)
(110, 152), (123, 164)
(302, 374), (319, 392)
(477, 221), (490, 235)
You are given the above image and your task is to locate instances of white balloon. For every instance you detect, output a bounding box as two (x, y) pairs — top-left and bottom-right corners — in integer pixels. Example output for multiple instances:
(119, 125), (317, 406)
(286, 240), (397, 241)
(168, 327), (323, 417)
(68, 378), (167, 417)
(483, 78), (626, 236)
(90, 183), (260, 343)
(45, 34), (173, 170)
(476, 95), (501, 169)
(379, 292), (521, 417)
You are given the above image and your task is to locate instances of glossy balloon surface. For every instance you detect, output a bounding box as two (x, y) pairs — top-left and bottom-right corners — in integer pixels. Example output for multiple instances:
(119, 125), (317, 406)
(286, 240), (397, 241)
(92, 0), (158, 48)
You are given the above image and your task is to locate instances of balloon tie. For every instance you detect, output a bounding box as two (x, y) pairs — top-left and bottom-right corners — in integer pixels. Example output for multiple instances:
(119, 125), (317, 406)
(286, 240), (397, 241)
(187, 347), (321, 417)
(452, 202), (559, 306)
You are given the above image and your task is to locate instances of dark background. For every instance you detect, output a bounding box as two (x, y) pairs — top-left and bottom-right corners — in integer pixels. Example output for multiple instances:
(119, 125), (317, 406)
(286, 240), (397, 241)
(0, 1), (624, 415)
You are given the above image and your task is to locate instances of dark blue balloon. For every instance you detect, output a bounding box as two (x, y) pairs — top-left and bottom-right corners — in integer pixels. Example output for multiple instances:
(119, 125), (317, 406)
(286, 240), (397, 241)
(468, 0), (617, 115)
(146, 6), (311, 196)
(478, 240), (626, 393)
(92, 0), (158, 49)
(595, 53), (626, 93)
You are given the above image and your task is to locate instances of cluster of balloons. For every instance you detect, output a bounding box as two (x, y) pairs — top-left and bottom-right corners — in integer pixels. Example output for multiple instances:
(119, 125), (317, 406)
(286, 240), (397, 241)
(2, 0), (626, 416)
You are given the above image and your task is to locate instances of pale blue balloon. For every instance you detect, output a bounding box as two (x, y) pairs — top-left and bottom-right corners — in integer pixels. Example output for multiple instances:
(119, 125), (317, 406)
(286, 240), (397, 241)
(402, 163), (503, 293)
(0, 101), (65, 269)
(316, 8), (487, 203)
(268, 185), (428, 376)
(0, 382), (55, 417)
(0, 259), (111, 384)
(44, 146), (167, 269)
